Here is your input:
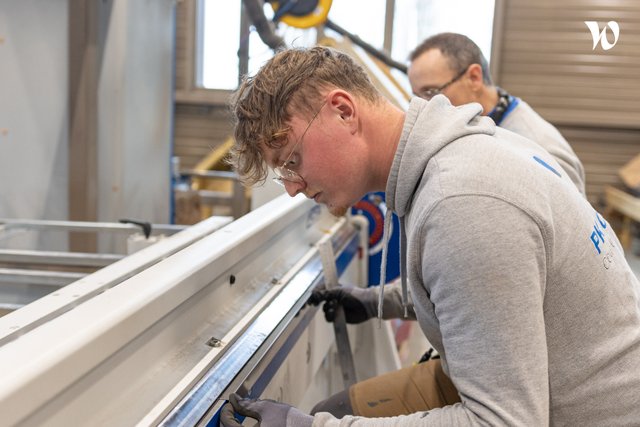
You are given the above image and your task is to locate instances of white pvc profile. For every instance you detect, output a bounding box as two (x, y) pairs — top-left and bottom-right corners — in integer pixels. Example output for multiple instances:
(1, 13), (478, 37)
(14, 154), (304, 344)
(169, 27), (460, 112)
(0, 195), (342, 426)
(0, 215), (232, 345)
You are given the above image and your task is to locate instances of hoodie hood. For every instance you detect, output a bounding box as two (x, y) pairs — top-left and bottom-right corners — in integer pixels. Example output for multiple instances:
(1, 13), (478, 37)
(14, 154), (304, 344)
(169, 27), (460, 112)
(386, 95), (496, 216)
(377, 95), (495, 320)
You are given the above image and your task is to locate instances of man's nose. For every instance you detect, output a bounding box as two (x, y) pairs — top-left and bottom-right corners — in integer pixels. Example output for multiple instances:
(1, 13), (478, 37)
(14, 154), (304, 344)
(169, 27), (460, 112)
(283, 180), (305, 197)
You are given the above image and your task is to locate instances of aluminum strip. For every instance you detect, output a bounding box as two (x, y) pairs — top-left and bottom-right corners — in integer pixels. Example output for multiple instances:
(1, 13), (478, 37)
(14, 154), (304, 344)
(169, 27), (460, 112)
(0, 249), (122, 267)
(158, 223), (360, 427)
(0, 268), (86, 287)
(0, 219), (186, 236)
(201, 231), (363, 427)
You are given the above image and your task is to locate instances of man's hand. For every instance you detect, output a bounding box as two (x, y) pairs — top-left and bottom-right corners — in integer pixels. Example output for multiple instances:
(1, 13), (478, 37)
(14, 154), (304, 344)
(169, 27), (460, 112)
(219, 393), (312, 427)
(308, 286), (377, 324)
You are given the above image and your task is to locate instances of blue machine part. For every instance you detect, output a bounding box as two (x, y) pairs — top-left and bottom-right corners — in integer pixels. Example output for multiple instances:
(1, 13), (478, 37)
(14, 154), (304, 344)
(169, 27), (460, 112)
(351, 192), (400, 285)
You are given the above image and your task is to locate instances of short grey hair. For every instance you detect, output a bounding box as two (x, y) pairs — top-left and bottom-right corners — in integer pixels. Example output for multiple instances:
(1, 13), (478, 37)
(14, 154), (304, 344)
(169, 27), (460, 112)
(410, 32), (493, 86)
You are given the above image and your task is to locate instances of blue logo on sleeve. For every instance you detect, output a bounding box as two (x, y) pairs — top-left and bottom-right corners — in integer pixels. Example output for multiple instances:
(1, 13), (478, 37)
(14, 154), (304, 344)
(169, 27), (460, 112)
(533, 156), (562, 178)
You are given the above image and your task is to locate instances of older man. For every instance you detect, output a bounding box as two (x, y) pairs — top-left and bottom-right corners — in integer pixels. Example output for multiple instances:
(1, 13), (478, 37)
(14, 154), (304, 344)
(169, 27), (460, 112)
(408, 32), (586, 195)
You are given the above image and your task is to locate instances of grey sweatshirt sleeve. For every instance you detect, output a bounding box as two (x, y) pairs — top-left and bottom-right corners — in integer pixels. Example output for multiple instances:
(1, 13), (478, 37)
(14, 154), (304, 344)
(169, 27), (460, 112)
(312, 195), (550, 426)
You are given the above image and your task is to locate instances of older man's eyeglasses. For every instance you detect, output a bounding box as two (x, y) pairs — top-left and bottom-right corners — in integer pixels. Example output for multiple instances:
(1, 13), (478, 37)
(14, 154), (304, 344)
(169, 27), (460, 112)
(272, 101), (326, 186)
(417, 66), (469, 100)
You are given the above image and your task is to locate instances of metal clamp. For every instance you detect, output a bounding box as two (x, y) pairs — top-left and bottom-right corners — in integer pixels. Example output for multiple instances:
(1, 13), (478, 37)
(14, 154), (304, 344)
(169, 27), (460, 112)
(317, 237), (357, 389)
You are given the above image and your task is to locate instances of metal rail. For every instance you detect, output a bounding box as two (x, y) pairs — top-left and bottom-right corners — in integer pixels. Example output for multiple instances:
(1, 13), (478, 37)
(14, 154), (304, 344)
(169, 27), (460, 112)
(0, 196), (363, 426)
(0, 218), (185, 237)
(0, 249), (122, 267)
(0, 215), (232, 345)
(158, 218), (360, 426)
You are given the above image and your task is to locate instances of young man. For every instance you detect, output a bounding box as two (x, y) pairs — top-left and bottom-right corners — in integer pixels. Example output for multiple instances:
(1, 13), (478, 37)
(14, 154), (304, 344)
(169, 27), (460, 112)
(310, 32), (594, 419)
(220, 46), (640, 426)
(408, 32), (586, 196)
(312, 33), (586, 416)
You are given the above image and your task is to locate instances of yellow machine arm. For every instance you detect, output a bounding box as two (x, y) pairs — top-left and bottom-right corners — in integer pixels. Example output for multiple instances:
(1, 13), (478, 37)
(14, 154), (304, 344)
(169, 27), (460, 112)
(268, 0), (333, 29)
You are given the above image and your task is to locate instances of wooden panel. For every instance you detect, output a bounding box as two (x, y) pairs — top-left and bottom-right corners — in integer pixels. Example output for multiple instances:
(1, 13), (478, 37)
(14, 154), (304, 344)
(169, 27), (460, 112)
(606, 186), (640, 221)
(605, 185), (640, 248)
(173, 104), (234, 170)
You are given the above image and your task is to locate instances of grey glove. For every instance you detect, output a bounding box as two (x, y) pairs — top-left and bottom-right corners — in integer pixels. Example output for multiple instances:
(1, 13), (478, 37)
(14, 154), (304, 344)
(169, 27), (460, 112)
(219, 393), (313, 427)
(308, 286), (377, 324)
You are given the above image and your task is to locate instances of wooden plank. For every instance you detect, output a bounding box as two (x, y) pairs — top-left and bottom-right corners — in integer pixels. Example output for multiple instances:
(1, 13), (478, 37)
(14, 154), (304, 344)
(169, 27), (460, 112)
(606, 186), (640, 222)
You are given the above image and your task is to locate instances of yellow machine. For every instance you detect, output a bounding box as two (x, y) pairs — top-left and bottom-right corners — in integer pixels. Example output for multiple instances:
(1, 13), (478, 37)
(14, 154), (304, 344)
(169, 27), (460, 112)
(269, 0), (333, 28)
(266, 0), (408, 73)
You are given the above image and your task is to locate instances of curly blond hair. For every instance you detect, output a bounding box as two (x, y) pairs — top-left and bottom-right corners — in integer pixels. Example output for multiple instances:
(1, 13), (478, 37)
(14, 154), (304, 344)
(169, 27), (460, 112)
(228, 46), (381, 186)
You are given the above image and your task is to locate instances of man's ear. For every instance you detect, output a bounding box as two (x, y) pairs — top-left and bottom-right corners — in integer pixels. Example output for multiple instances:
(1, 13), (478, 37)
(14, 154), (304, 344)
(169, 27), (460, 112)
(467, 63), (485, 91)
(327, 89), (358, 133)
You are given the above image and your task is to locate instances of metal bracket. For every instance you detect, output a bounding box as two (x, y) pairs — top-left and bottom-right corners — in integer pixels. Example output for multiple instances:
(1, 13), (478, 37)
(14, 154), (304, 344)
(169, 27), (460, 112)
(317, 237), (357, 389)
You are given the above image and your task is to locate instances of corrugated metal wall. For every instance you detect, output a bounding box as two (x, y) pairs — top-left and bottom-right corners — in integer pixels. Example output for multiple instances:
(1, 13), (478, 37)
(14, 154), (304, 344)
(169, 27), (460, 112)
(492, 0), (640, 206)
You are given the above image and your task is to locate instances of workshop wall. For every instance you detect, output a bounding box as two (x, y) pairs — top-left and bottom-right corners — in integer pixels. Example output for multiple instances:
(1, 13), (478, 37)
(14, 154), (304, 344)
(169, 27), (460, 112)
(0, 0), (175, 252)
(492, 0), (640, 206)
(0, 1), (69, 228)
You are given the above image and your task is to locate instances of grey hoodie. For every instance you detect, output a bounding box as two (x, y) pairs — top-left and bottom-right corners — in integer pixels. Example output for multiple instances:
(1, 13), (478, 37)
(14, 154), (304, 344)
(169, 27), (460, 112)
(501, 99), (586, 196)
(314, 96), (640, 426)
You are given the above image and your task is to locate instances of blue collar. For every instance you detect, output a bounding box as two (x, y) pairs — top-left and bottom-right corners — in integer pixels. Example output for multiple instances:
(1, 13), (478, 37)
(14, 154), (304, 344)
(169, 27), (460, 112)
(488, 87), (519, 126)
